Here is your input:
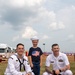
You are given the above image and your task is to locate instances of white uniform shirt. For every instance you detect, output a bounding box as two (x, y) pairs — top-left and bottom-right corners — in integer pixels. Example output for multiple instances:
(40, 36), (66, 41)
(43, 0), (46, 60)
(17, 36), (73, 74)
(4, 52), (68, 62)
(45, 52), (69, 70)
(4, 53), (32, 75)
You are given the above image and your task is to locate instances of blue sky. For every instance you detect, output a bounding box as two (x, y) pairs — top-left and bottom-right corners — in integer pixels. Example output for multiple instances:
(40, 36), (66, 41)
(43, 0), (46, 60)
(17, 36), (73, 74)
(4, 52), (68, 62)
(0, 0), (75, 52)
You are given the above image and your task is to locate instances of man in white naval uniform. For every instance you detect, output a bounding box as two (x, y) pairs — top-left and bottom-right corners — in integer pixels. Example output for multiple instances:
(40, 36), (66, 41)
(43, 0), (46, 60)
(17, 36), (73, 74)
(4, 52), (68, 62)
(4, 43), (34, 75)
(43, 43), (73, 75)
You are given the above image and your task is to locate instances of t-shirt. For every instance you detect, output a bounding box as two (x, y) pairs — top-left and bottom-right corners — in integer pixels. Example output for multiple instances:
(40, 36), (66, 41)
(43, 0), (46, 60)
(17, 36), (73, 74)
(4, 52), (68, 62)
(28, 47), (43, 62)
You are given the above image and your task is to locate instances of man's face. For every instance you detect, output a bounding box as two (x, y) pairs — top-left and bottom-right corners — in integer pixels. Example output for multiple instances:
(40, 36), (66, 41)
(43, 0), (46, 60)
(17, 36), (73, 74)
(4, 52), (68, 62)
(16, 45), (24, 56)
(32, 40), (39, 47)
(52, 45), (59, 55)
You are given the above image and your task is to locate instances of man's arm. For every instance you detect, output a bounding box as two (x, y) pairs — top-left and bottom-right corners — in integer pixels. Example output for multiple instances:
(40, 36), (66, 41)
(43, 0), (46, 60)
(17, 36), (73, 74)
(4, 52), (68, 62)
(60, 64), (70, 72)
(54, 64), (70, 74)
(45, 66), (53, 74)
(60, 54), (70, 72)
(25, 57), (33, 75)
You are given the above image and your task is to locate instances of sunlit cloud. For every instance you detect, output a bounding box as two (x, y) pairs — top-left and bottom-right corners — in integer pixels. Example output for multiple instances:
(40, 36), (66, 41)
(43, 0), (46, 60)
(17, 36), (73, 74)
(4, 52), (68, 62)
(42, 35), (49, 40)
(49, 21), (65, 30)
(22, 26), (38, 39)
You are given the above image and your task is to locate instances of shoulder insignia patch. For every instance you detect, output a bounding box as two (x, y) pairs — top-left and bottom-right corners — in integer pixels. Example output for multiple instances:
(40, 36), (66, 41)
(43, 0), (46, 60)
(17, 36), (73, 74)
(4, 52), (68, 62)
(9, 57), (13, 60)
(24, 59), (26, 61)
(16, 60), (18, 61)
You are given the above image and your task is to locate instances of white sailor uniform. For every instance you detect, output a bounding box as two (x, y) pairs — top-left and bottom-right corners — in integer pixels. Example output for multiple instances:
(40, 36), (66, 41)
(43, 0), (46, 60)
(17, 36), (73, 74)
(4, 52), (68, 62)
(43, 52), (73, 75)
(4, 53), (34, 75)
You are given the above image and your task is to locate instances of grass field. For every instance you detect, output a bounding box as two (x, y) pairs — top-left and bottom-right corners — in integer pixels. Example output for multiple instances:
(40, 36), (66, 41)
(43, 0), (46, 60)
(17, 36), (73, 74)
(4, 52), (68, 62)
(0, 55), (75, 75)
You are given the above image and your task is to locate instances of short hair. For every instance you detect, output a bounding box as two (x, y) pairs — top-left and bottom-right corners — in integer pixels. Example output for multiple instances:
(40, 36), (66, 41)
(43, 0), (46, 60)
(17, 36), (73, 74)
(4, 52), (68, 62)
(52, 43), (59, 48)
(16, 43), (24, 48)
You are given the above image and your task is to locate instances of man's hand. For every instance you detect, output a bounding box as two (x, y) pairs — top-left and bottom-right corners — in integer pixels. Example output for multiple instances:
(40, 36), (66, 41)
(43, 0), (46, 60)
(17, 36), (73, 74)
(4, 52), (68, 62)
(25, 74), (28, 75)
(30, 63), (33, 68)
(26, 72), (32, 75)
(55, 69), (60, 74)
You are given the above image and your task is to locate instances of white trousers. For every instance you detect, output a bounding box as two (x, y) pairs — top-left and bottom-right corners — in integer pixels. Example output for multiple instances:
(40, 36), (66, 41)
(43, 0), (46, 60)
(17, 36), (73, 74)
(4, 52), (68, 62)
(4, 72), (34, 75)
(43, 70), (73, 75)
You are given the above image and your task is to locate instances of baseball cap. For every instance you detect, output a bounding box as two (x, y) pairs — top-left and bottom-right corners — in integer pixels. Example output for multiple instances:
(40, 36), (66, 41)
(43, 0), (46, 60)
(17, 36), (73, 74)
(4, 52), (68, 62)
(31, 36), (39, 40)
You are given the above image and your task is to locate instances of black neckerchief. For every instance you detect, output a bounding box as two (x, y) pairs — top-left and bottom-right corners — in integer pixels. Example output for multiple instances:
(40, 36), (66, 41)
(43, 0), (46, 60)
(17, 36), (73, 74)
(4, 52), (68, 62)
(17, 57), (25, 71)
(15, 54), (25, 71)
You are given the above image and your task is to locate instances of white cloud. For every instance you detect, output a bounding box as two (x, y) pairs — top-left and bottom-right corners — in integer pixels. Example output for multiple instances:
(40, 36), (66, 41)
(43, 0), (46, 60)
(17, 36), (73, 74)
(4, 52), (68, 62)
(0, 0), (46, 29)
(68, 34), (74, 40)
(63, 34), (75, 42)
(12, 36), (20, 42)
(58, 22), (65, 29)
(42, 35), (49, 40)
(49, 21), (65, 30)
(48, 5), (75, 31)
(0, 22), (12, 31)
(72, 5), (75, 10)
(38, 8), (56, 22)
(50, 22), (57, 30)
(9, 0), (25, 7)
(22, 26), (38, 39)
(57, 5), (75, 25)
(3, 0), (45, 8)
(22, 7), (56, 26)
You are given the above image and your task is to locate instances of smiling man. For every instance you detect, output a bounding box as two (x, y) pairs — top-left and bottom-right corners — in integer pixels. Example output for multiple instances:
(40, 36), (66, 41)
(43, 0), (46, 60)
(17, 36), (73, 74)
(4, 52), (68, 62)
(4, 43), (34, 75)
(43, 43), (73, 75)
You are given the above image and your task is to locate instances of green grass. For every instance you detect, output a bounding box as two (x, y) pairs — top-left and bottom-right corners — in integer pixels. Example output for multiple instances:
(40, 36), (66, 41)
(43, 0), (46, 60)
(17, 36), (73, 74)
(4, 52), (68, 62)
(0, 61), (75, 75)
(0, 61), (7, 75)
(70, 62), (75, 74)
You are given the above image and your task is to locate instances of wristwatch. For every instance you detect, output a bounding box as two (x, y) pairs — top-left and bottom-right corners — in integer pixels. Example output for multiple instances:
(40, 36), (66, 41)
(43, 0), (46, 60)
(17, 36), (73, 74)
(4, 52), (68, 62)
(59, 69), (62, 72)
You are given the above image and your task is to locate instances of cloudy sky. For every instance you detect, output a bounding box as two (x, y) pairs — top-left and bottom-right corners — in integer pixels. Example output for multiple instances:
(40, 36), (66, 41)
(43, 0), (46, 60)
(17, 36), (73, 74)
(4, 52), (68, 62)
(0, 0), (75, 52)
